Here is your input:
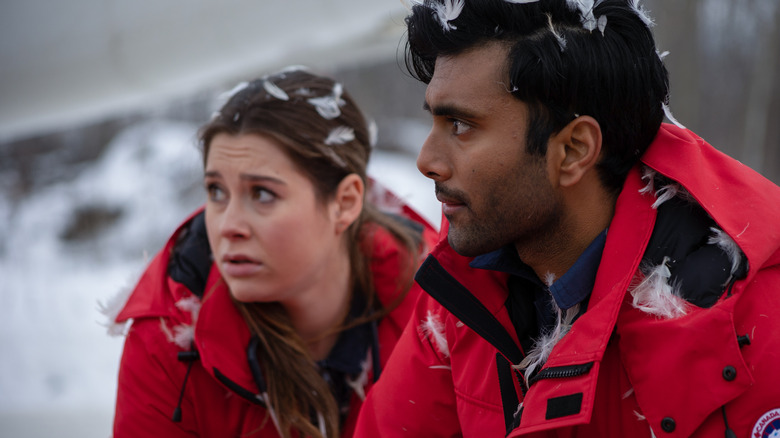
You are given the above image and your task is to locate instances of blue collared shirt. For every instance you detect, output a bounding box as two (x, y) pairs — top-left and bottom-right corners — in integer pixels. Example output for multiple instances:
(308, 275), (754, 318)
(470, 230), (607, 338)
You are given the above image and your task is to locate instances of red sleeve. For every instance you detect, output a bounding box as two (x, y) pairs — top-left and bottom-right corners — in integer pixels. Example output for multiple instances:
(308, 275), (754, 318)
(354, 293), (463, 438)
(113, 317), (198, 438)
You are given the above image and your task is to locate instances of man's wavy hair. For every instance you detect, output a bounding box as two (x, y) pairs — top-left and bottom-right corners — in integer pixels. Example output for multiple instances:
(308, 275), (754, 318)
(405, 0), (670, 194)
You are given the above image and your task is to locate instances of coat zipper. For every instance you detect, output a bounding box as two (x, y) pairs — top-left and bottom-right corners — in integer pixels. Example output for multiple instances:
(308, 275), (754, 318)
(527, 362), (594, 387)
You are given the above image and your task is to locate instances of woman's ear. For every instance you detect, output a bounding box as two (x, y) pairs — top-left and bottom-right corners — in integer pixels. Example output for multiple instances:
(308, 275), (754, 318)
(332, 173), (364, 233)
(548, 115), (602, 188)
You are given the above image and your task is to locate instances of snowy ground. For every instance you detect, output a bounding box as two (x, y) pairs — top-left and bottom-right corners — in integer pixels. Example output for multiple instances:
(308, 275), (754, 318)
(0, 120), (438, 438)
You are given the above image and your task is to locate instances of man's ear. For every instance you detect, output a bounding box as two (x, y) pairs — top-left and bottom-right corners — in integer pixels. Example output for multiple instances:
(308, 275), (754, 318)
(332, 173), (364, 234)
(547, 115), (602, 188)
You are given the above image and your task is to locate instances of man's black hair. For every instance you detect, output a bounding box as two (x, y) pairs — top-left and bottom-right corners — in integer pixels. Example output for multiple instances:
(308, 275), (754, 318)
(405, 0), (670, 194)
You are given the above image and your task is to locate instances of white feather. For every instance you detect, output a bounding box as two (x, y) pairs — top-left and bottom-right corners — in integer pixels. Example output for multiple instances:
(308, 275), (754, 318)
(217, 81), (249, 107)
(566, 0), (594, 28)
(346, 358), (370, 401)
(433, 0), (465, 32)
(258, 392), (282, 435)
(638, 166), (656, 195)
(169, 296), (202, 349)
(159, 318), (174, 342)
(317, 411), (327, 438)
(159, 317), (195, 349)
(295, 87), (314, 97)
(428, 365), (452, 370)
(307, 83), (346, 120)
(629, 0), (655, 27)
(368, 120), (378, 147)
(515, 297), (579, 383)
(662, 102), (686, 129)
(420, 311), (450, 357)
(657, 50), (670, 60)
(155, 317), (195, 350)
(565, 0), (586, 12)
(707, 227), (743, 277)
(175, 296), (202, 324)
(630, 257), (688, 319)
(543, 272), (557, 287)
(278, 65), (310, 74)
(582, 11), (598, 32)
(322, 147), (347, 168)
(651, 182), (678, 209)
(333, 82), (343, 100)
(98, 260), (147, 336)
(324, 126), (355, 146)
(547, 14), (567, 51)
(597, 14), (608, 35)
(98, 284), (135, 336)
(512, 402), (524, 426)
(263, 80), (289, 101)
(400, 0), (424, 11)
(172, 324), (195, 349)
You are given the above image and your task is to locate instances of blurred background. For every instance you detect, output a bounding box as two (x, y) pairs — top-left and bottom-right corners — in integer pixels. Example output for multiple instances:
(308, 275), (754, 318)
(0, 0), (778, 437)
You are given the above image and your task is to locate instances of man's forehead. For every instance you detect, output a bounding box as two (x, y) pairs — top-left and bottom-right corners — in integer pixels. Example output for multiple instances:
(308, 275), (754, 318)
(425, 44), (511, 110)
(433, 43), (508, 80)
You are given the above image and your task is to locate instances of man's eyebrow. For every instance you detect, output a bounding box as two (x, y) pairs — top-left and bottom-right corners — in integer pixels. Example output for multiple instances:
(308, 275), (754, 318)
(422, 101), (478, 120)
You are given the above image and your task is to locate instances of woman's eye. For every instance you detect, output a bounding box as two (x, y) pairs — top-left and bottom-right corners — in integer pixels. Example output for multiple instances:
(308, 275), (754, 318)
(206, 183), (226, 202)
(451, 119), (471, 136)
(251, 187), (276, 204)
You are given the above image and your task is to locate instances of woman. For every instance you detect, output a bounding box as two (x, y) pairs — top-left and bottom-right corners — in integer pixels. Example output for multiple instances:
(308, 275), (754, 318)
(109, 68), (436, 438)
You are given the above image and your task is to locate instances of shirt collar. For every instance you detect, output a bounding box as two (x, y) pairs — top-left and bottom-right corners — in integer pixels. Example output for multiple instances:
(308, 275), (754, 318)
(470, 230), (608, 310)
(316, 296), (372, 376)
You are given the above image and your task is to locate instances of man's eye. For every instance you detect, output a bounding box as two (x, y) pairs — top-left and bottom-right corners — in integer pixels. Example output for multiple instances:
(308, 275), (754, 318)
(451, 119), (471, 136)
(252, 187), (276, 203)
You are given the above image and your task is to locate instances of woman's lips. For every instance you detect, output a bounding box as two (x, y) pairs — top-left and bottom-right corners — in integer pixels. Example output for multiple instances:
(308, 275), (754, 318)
(220, 254), (263, 277)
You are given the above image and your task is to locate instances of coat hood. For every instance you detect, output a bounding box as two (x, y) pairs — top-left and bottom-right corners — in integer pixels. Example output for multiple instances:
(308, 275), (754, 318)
(642, 124), (780, 276)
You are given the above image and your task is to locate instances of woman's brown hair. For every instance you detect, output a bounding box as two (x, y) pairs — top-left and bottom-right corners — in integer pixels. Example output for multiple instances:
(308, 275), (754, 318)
(199, 68), (420, 438)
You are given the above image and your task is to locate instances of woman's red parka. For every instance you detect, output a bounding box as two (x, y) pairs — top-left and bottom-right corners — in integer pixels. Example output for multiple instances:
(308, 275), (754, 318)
(111, 195), (437, 438)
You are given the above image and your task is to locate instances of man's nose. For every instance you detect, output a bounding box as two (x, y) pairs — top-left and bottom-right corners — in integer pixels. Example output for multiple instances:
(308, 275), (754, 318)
(417, 129), (450, 181)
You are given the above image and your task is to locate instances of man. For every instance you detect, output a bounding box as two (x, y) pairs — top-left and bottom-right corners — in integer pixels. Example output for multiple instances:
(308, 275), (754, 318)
(355, 0), (780, 437)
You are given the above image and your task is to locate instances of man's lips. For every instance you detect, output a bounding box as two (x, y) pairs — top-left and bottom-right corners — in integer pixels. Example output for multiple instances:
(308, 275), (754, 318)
(435, 193), (463, 206)
(435, 185), (467, 215)
(441, 202), (465, 216)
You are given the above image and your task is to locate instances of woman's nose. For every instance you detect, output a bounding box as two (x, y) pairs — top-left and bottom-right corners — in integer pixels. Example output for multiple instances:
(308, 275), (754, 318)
(219, 200), (251, 239)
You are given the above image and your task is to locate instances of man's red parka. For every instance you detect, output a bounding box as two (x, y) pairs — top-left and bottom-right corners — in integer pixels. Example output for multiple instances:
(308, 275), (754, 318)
(355, 124), (780, 437)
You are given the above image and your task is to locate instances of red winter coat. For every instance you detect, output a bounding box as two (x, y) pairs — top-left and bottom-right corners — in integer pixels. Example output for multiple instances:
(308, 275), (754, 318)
(355, 124), (780, 438)
(112, 198), (437, 438)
